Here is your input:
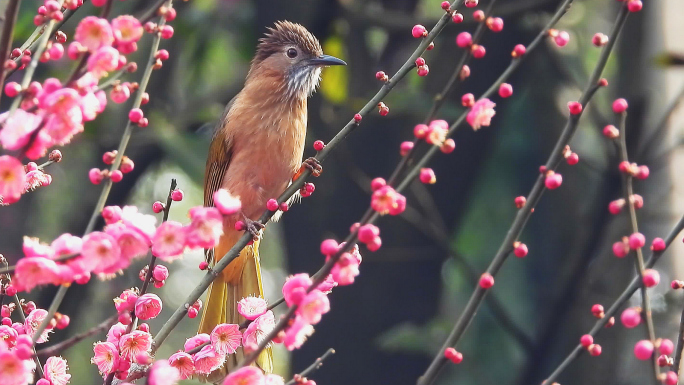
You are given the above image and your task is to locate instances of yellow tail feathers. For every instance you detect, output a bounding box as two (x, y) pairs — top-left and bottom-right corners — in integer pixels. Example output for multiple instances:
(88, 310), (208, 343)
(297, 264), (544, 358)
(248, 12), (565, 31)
(198, 238), (273, 383)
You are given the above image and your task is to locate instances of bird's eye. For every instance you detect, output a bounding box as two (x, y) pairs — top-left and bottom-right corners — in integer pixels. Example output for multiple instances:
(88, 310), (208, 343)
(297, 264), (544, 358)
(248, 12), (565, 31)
(286, 48), (298, 59)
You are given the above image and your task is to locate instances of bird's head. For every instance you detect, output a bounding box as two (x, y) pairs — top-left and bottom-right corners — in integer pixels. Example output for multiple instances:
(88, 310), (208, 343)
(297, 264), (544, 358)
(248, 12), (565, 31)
(249, 21), (346, 99)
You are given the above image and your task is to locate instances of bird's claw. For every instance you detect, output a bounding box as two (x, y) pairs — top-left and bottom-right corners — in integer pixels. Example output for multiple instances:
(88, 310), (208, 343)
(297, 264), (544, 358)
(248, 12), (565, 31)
(302, 157), (322, 177)
(242, 216), (264, 241)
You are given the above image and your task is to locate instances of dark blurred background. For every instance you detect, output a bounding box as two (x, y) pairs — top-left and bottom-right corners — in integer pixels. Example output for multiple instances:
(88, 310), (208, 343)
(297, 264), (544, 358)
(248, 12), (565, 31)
(1, 0), (684, 384)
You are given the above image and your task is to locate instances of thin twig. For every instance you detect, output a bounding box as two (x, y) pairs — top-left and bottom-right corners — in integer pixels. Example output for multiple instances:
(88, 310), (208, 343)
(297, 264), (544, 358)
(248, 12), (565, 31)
(1, 259), (44, 378)
(416, 4), (629, 385)
(0, 0), (21, 106)
(284, 348), (336, 385)
(36, 314), (118, 358)
(672, 304), (684, 375)
(617, 110), (659, 381)
(542, 214), (684, 384)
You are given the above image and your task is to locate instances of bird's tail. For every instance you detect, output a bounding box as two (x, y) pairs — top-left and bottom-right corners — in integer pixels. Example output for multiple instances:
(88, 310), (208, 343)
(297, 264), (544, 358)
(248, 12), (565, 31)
(198, 233), (273, 383)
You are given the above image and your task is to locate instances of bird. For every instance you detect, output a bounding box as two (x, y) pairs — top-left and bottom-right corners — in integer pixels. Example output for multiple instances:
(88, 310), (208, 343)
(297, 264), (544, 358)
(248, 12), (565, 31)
(197, 20), (346, 381)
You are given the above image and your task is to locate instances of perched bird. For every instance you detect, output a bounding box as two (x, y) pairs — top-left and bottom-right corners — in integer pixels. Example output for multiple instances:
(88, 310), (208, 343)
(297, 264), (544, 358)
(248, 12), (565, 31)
(198, 21), (346, 380)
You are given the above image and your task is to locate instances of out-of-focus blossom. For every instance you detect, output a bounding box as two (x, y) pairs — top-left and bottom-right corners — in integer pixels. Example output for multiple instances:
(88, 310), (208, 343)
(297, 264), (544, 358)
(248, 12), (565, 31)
(13, 257), (60, 292)
(283, 315), (314, 351)
(184, 207), (223, 249)
(466, 98), (496, 130)
(111, 16), (143, 45)
(147, 360), (180, 385)
(223, 366), (265, 385)
(297, 290), (329, 325)
(0, 155), (26, 203)
(80, 231), (121, 274)
(282, 274), (312, 306)
(87, 46), (119, 78)
(75, 17), (114, 52)
(152, 221), (186, 261)
(0, 350), (31, 385)
(184, 334), (210, 352)
(213, 189), (242, 215)
(0, 110), (42, 150)
(371, 186), (406, 216)
(25, 309), (53, 343)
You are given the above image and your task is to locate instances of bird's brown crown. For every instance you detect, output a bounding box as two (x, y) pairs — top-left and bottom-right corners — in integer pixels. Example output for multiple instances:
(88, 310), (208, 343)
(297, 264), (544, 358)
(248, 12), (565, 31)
(253, 21), (323, 66)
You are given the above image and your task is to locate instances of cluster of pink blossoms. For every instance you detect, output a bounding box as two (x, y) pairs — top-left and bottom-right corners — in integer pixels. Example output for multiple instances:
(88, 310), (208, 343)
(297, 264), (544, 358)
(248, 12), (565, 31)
(0, 154), (59, 205)
(0, 304), (71, 385)
(11, 204), (223, 292)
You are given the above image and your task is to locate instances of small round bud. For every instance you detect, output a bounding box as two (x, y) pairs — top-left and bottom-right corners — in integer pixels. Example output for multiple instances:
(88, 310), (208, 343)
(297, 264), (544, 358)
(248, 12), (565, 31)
(660, 339), (674, 356)
(566, 153), (579, 165)
(514, 196), (526, 209)
(279, 202), (289, 212)
(486, 17), (504, 32)
(643, 269), (660, 288)
(460, 65), (470, 80)
(354, 113), (362, 123)
(627, 0), (642, 12)
(471, 44), (486, 59)
(400, 141), (414, 156)
(580, 334), (594, 348)
(320, 239), (339, 256)
(152, 201), (164, 213)
(603, 124), (619, 139)
(635, 165), (649, 180)
(554, 31), (570, 47)
(417, 65), (429, 77)
(452, 13), (464, 23)
(472, 10), (485, 22)
(375, 71), (388, 82)
(415, 57), (426, 67)
(4, 82), (21, 97)
(102, 151), (117, 165)
(621, 308), (641, 328)
(49, 150), (62, 162)
(419, 168), (436, 184)
(612, 98), (628, 114)
(441, 1), (451, 11)
(461, 93), (475, 107)
(512, 44), (526, 58)
(456, 32), (472, 48)
(444, 347), (463, 364)
(498, 83), (513, 98)
(128, 108), (143, 122)
(545, 172), (563, 189)
(160, 25), (174, 39)
(592, 33), (608, 47)
(591, 304), (604, 318)
(568, 101), (583, 115)
(464, 0), (478, 7)
(378, 102), (389, 116)
(187, 307), (199, 318)
(651, 237), (666, 252)
(441, 139), (456, 154)
(665, 371), (678, 385)
(171, 189), (184, 201)
(110, 170), (123, 183)
(266, 199), (279, 211)
(588, 344), (602, 356)
(313, 140), (325, 151)
(629, 232), (646, 249)
(199, 261), (209, 270)
(634, 340), (654, 361)
(479, 273), (494, 289)
(89, 168), (104, 185)
(514, 243), (528, 258)
(412, 25), (427, 38)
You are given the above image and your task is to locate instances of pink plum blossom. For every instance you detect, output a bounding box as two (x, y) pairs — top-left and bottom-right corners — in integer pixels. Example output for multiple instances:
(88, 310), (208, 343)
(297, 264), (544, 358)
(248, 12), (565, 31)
(25, 308), (53, 343)
(80, 231), (121, 274)
(43, 356), (71, 385)
(135, 293), (163, 320)
(184, 334), (210, 352)
(0, 155), (26, 202)
(210, 323), (242, 355)
(147, 360), (180, 385)
(152, 221), (186, 261)
(91, 341), (119, 375)
(0, 350), (30, 385)
(119, 330), (152, 362)
(297, 290), (330, 324)
(0, 110), (42, 150)
(283, 315), (314, 351)
(23, 236), (54, 259)
(87, 46), (119, 78)
(243, 311), (275, 350)
(282, 274), (312, 306)
(111, 16), (143, 45)
(184, 207), (223, 249)
(13, 257), (60, 292)
(51, 233), (82, 256)
(120, 206), (157, 242)
(192, 345), (225, 375)
(316, 274), (337, 293)
(223, 366), (265, 385)
(75, 17), (114, 52)
(105, 222), (150, 264)
(237, 297), (268, 320)
(106, 323), (127, 345)
(371, 186), (406, 216)
(168, 352), (194, 380)
(466, 98), (496, 130)
(264, 374), (285, 385)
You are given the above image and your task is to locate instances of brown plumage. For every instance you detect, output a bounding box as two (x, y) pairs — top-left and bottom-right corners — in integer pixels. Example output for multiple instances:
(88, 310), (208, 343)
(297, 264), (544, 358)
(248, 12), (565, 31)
(197, 21), (345, 381)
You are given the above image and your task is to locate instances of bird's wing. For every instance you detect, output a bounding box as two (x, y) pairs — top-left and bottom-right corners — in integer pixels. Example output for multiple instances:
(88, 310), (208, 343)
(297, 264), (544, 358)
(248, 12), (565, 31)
(203, 105), (234, 208)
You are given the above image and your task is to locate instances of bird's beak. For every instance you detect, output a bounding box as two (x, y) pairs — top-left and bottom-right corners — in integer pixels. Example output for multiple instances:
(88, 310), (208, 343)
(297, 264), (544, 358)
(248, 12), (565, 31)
(308, 54), (347, 67)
